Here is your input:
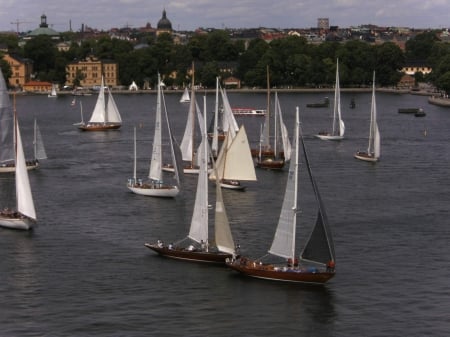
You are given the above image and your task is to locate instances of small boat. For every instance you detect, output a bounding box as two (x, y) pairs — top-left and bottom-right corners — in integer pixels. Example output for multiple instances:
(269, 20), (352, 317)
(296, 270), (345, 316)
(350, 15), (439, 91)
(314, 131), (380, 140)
(145, 97), (238, 264)
(315, 59), (345, 141)
(231, 107), (266, 116)
(355, 71), (380, 162)
(255, 67), (287, 170)
(179, 87), (190, 103)
(306, 97), (329, 108)
(0, 94), (37, 230)
(226, 108), (336, 284)
(414, 108), (426, 117)
(127, 74), (180, 198)
(77, 75), (122, 131)
(48, 83), (58, 98)
(398, 108), (421, 113)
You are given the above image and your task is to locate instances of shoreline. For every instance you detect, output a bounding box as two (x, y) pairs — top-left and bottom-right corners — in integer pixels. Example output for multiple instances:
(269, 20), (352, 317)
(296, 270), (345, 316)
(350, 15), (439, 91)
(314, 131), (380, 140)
(10, 87), (437, 96)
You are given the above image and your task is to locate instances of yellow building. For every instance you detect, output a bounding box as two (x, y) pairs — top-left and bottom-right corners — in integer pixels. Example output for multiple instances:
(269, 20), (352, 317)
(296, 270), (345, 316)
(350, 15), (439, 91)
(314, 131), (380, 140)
(66, 56), (118, 87)
(2, 54), (33, 88)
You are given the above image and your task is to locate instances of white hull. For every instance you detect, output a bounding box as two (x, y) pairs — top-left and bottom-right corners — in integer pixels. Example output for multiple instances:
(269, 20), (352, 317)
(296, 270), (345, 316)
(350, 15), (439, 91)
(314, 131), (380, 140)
(0, 162), (39, 173)
(315, 134), (344, 141)
(354, 152), (378, 162)
(127, 184), (179, 197)
(163, 165), (212, 175)
(0, 216), (34, 230)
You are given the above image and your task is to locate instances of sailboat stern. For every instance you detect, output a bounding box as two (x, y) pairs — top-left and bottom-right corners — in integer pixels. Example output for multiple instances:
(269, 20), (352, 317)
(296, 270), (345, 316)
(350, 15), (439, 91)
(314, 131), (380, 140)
(0, 213), (35, 230)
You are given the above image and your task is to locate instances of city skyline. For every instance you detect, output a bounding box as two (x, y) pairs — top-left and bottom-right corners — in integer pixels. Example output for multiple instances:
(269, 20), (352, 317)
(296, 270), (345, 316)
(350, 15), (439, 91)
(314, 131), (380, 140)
(1, 0), (449, 33)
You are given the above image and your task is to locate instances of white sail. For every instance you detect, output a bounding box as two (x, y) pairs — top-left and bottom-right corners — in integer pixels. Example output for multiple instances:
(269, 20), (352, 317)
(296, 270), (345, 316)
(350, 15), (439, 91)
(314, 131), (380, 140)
(268, 108), (299, 259)
(180, 87), (190, 103)
(368, 72), (380, 159)
(34, 119), (47, 160)
(211, 77), (220, 157)
(148, 75), (163, 181)
(180, 91), (196, 162)
(0, 70), (14, 164)
(214, 171), (235, 255)
(48, 84), (57, 97)
(220, 86), (239, 138)
(188, 97), (209, 243)
(275, 92), (291, 161)
(106, 87), (122, 123)
(89, 77), (106, 123)
(15, 118), (36, 220)
(334, 60), (345, 137)
(222, 126), (256, 181)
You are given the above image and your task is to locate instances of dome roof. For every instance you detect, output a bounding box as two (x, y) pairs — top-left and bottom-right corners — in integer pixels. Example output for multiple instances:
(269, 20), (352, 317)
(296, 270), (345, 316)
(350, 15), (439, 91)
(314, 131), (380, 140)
(157, 9), (172, 30)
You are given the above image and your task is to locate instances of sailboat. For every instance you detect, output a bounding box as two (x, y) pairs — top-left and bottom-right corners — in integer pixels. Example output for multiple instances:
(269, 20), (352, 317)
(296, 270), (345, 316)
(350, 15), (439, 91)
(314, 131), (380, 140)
(0, 70), (38, 173)
(209, 124), (256, 190)
(145, 97), (238, 263)
(354, 71), (381, 162)
(48, 83), (57, 98)
(226, 107), (336, 284)
(0, 96), (37, 230)
(77, 75), (122, 131)
(179, 87), (190, 103)
(255, 74), (289, 170)
(127, 74), (180, 197)
(316, 59), (345, 140)
(163, 63), (210, 174)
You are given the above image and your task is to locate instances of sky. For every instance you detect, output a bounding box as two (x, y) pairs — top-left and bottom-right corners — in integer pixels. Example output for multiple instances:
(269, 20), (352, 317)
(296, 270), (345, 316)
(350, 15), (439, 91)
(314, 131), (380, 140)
(0, 0), (449, 33)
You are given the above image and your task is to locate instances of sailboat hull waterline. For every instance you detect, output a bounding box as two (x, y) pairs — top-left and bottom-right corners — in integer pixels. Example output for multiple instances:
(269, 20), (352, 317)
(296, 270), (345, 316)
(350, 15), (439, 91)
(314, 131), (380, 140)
(127, 183), (179, 197)
(145, 243), (233, 264)
(78, 123), (121, 131)
(315, 133), (344, 141)
(226, 259), (335, 284)
(0, 161), (39, 173)
(354, 151), (378, 162)
(0, 215), (35, 230)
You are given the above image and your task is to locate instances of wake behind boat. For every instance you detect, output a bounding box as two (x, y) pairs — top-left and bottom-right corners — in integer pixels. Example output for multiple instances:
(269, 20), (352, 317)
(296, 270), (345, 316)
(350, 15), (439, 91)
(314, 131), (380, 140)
(226, 108), (336, 284)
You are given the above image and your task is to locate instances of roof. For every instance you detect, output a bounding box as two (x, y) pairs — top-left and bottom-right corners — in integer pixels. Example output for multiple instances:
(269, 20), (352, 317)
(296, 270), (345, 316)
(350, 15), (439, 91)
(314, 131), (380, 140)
(157, 9), (172, 30)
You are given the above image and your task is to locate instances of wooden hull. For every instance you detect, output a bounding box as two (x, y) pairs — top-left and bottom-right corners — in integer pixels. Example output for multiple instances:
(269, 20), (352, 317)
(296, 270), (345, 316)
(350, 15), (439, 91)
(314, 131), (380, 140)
(0, 214), (35, 230)
(255, 158), (285, 170)
(0, 161), (39, 173)
(226, 258), (335, 284)
(354, 151), (378, 162)
(127, 184), (179, 197)
(145, 243), (232, 264)
(78, 123), (121, 131)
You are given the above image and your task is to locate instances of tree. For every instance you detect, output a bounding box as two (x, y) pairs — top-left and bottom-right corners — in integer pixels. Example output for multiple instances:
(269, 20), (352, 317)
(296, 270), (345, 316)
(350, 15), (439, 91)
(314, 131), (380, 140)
(405, 31), (439, 60)
(23, 35), (58, 81)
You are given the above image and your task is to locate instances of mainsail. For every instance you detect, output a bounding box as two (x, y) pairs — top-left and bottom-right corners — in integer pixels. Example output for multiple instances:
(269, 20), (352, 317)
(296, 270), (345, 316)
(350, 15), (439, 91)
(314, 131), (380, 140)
(0, 70), (14, 164)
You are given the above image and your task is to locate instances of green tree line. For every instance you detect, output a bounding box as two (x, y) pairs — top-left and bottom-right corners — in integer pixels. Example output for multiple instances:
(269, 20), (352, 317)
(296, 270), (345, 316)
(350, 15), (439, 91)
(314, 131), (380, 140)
(2, 29), (450, 93)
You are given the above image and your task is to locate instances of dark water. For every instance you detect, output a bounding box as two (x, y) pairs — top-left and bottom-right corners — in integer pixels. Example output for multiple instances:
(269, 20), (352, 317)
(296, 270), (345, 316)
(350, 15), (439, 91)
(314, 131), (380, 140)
(1, 90), (449, 336)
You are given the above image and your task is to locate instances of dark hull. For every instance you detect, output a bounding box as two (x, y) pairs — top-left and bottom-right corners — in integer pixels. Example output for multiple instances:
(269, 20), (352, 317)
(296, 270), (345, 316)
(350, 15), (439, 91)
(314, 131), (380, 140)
(145, 243), (232, 264)
(255, 158), (285, 170)
(226, 259), (335, 284)
(78, 123), (121, 131)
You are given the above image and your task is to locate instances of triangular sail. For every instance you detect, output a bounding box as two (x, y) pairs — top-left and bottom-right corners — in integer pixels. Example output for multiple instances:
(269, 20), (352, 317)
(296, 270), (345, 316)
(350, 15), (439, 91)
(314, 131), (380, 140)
(300, 127), (335, 265)
(275, 92), (291, 161)
(220, 86), (239, 138)
(211, 77), (220, 157)
(333, 60), (345, 137)
(15, 117), (36, 220)
(222, 125), (256, 181)
(368, 71), (380, 159)
(162, 84), (182, 187)
(89, 76), (106, 123)
(214, 170), (235, 255)
(188, 97), (209, 243)
(34, 119), (47, 160)
(149, 75), (163, 181)
(268, 109), (299, 259)
(180, 87), (190, 103)
(106, 87), (122, 123)
(180, 91), (195, 162)
(0, 70), (14, 164)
